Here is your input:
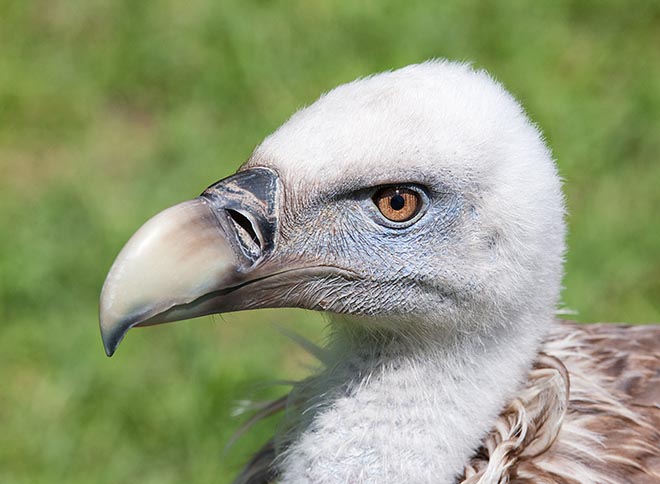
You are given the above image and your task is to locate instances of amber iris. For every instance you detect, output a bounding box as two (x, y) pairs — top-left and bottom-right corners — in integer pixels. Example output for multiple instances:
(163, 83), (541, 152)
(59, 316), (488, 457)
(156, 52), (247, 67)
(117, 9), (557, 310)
(374, 187), (421, 222)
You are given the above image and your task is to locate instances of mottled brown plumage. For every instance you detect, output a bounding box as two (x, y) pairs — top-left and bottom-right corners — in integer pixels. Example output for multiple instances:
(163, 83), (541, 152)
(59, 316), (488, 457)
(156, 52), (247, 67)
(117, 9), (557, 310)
(235, 321), (660, 484)
(463, 321), (660, 484)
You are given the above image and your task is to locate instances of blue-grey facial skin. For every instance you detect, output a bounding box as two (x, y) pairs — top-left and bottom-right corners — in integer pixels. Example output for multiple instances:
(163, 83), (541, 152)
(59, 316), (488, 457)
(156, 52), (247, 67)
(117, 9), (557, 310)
(262, 173), (474, 321)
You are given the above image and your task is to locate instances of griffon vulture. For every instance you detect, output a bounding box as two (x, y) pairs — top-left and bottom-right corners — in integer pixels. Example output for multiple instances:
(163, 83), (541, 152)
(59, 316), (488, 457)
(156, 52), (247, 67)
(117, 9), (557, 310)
(99, 61), (660, 484)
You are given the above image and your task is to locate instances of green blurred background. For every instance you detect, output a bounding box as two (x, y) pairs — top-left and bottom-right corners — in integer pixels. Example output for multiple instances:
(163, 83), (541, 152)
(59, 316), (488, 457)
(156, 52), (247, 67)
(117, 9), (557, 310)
(1, 1), (658, 482)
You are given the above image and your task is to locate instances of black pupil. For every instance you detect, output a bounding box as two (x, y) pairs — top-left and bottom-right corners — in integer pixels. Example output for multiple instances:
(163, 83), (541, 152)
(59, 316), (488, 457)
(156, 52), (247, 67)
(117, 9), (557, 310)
(390, 194), (405, 211)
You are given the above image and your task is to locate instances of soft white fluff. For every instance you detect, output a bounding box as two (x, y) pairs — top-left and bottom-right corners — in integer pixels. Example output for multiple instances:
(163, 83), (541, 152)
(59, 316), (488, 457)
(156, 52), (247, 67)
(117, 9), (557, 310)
(242, 60), (566, 483)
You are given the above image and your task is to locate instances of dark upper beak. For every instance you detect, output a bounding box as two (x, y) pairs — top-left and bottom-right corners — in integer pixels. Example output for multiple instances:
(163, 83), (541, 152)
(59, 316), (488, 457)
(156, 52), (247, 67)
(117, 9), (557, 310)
(99, 168), (280, 356)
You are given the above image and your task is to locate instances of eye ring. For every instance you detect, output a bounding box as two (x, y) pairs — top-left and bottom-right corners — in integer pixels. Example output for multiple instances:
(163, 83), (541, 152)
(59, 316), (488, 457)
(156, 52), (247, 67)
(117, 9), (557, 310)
(372, 186), (424, 224)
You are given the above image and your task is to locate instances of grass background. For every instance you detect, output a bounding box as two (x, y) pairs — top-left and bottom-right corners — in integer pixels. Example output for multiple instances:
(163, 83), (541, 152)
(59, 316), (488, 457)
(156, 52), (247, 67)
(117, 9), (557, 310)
(1, 1), (659, 482)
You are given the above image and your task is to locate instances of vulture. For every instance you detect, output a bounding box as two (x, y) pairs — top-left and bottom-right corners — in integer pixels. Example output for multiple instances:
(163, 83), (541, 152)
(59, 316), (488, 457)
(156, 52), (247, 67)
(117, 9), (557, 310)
(99, 61), (660, 484)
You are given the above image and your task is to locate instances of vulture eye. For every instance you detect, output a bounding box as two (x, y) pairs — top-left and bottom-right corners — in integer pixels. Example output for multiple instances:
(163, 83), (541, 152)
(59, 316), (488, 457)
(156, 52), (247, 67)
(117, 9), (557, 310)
(373, 186), (422, 223)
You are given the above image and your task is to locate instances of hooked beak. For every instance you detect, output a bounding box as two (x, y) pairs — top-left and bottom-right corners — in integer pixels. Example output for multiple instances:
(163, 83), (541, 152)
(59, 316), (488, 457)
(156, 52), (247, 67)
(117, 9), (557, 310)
(99, 168), (280, 356)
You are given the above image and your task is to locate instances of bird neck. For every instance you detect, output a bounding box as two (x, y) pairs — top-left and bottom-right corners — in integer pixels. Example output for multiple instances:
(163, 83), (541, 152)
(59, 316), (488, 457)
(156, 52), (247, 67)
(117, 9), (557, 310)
(277, 315), (547, 484)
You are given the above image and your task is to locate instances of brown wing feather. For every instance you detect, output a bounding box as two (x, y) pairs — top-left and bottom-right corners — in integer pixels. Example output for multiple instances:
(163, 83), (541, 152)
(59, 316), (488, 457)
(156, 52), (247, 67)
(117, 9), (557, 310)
(567, 322), (660, 408)
(464, 320), (660, 484)
(234, 321), (660, 483)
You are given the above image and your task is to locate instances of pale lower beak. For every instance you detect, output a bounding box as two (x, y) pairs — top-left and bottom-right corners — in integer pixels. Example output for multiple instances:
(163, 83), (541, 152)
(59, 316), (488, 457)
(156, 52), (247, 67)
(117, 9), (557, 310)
(99, 168), (279, 356)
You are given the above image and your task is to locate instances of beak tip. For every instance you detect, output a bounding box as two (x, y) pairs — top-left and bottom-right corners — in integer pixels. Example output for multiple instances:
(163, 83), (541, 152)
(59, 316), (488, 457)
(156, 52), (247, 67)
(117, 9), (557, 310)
(104, 344), (116, 358)
(99, 300), (133, 357)
(100, 320), (122, 357)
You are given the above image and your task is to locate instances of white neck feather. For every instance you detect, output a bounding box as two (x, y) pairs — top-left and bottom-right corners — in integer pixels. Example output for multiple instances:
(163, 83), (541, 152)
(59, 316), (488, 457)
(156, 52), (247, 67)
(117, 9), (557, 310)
(276, 316), (547, 484)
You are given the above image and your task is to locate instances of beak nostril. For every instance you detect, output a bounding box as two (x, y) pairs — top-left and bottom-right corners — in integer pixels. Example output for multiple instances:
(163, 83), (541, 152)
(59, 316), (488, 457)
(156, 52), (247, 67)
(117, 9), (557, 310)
(227, 209), (262, 260)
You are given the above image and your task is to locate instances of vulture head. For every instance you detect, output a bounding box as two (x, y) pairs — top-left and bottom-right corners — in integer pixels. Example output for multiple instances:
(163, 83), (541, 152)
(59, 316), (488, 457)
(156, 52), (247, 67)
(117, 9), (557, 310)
(101, 61), (565, 355)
